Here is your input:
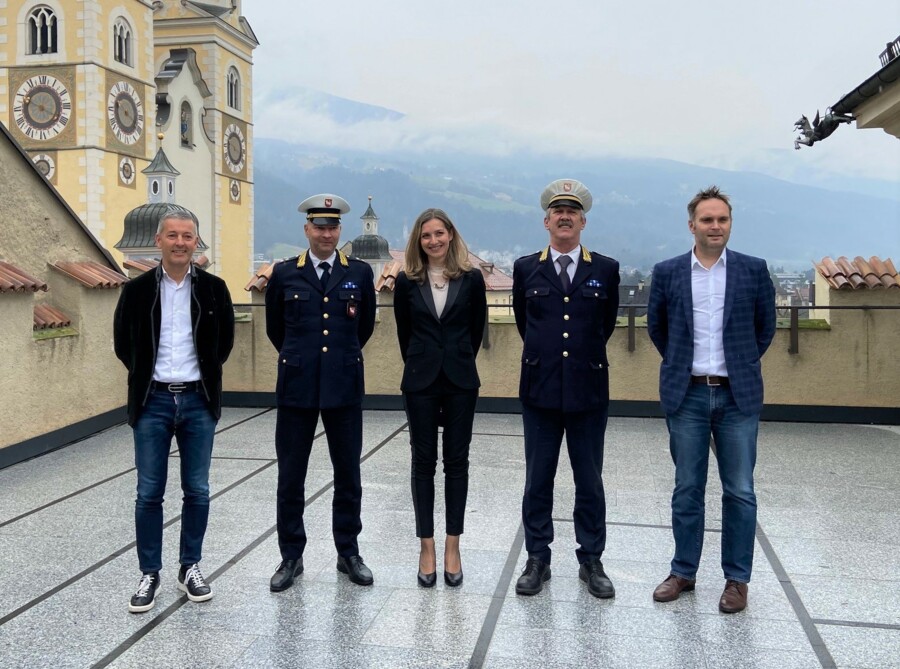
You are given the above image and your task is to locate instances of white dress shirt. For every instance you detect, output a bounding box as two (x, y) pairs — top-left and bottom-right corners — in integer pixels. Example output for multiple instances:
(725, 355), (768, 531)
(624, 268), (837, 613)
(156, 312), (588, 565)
(549, 247), (579, 283)
(311, 250), (337, 280)
(690, 250), (728, 377)
(153, 267), (201, 382)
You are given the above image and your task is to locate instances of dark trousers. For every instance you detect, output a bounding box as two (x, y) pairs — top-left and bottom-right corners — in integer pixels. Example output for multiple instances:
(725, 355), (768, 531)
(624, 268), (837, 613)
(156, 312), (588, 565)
(404, 374), (478, 538)
(521, 404), (608, 564)
(275, 404), (363, 559)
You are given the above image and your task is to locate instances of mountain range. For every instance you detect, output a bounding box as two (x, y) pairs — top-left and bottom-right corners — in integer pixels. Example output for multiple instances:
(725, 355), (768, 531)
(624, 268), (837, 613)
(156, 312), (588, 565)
(252, 90), (900, 272)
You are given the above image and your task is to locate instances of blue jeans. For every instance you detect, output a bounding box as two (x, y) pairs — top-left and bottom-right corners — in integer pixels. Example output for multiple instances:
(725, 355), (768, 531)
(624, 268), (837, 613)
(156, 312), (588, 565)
(133, 388), (217, 573)
(666, 384), (758, 583)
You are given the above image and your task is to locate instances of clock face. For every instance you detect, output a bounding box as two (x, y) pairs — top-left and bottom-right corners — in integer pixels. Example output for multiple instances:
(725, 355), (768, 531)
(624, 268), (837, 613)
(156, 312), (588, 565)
(223, 123), (245, 173)
(229, 179), (241, 202)
(13, 75), (72, 141)
(119, 156), (135, 185)
(33, 153), (56, 180)
(107, 81), (144, 145)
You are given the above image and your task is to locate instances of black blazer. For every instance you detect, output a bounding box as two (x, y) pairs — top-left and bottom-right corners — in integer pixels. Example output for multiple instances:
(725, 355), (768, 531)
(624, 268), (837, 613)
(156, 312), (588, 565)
(394, 268), (487, 392)
(113, 265), (235, 426)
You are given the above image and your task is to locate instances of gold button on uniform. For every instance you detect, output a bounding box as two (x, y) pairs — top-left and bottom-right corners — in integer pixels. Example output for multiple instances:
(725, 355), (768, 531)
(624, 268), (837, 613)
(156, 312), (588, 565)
(563, 351), (569, 358)
(322, 346), (328, 353)
(564, 297), (570, 303)
(323, 297), (329, 303)
(293, 294), (299, 299)
(323, 330), (329, 336)
(563, 333), (569, 338)
(564, 314), (570, 320)
(323, 313), (329, 319)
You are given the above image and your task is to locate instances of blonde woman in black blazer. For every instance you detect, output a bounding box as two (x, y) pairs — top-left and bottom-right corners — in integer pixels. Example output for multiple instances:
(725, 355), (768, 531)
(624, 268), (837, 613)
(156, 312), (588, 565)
(394, 208), (487, 588)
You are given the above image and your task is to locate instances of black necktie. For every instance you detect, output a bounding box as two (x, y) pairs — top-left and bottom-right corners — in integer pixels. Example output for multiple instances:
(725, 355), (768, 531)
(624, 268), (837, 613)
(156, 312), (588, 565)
(319, 261), (330, 290)
(557, 255), (572, 292)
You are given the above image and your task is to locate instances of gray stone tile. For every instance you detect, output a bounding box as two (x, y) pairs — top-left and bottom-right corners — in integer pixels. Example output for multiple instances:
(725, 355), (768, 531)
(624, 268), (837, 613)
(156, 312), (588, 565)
(362, 588), (492, 654)
(701, 645), (822, 669)
(232, 636), (470, 669)
(791, 574), (900, 625)
(816, 623), (900, 669)
(108, 626), (261, 668)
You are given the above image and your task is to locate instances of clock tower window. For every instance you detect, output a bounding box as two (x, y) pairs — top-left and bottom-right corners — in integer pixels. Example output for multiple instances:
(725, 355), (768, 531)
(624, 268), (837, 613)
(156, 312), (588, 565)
(28, 6), (58, 55)
(227, 67), (241, 111)
(113, 18), (133, 67)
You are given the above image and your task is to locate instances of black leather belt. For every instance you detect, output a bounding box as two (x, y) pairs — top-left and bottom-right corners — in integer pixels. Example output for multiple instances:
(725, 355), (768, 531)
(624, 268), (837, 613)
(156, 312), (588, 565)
(691, 375), (729, 387)
(150, 380), (202, 393)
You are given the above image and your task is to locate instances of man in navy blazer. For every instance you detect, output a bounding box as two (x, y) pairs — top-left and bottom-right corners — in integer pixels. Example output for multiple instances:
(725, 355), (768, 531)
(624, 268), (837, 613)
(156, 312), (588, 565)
(647, 186), (775, 613)
(265, 193), (377, 592)
(512, 179), (620, 599)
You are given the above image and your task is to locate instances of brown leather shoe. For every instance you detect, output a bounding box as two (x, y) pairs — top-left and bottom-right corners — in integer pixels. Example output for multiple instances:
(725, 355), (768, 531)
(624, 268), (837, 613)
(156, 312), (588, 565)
(652, 574), (696, 602)
(719, 580), (748, 613)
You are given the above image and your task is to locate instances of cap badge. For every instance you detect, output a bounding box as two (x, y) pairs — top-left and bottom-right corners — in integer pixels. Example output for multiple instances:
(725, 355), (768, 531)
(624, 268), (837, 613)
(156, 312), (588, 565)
(324, 198), (333, 207)
(563, 182), (572, 192)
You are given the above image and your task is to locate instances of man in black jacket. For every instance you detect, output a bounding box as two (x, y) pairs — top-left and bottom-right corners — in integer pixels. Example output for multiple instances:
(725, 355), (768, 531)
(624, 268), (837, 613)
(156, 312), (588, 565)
(114, 209), (234, 613)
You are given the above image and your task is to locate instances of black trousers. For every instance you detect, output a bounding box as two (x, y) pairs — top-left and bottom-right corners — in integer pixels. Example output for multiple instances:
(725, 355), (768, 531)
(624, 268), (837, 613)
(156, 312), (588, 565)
(403, 374), (478, 538)
(521, 404), (608, 564)
(275, 404), (363, 559)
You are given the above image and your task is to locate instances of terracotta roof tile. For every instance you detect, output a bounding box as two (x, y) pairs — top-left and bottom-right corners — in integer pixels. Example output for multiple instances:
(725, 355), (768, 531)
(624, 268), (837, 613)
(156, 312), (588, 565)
(245, 262), (275, 292)
(33, 303), (71, 330)
(375, 260), (403, 293)
(815, 256), (899, 290)
(52, 261), (128, 288)
(122, 258), (160, 273)
(0, 262), (48, 293)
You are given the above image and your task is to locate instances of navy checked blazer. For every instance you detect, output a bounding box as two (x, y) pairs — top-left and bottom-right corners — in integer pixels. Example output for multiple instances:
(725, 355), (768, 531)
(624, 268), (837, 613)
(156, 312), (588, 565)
(265, 250), (376, 409)
(647, 248), (776, 416)
(513, 246), (620, 413)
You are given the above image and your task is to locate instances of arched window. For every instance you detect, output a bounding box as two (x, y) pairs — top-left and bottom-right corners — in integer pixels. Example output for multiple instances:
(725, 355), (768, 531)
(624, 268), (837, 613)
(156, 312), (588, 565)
(113, 18), (133, 66)
(180, 101), (193, 147)
(28, 6), (58, 55)
(227, 67), (241, 110)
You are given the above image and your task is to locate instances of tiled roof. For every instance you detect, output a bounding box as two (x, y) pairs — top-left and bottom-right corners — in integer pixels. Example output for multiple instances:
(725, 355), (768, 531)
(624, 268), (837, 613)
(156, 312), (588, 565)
(815, 256), (899, 290)
(33, 303), (71, 330)
(52, 261), (128, 289)
(245, 262), (275, 292)
(0, 262), (48, 293)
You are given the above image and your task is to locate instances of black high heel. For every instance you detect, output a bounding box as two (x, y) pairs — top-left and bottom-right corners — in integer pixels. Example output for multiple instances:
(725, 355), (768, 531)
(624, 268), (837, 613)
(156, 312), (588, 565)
(444, 569), (463, 587)
(417, 570), (437, 587)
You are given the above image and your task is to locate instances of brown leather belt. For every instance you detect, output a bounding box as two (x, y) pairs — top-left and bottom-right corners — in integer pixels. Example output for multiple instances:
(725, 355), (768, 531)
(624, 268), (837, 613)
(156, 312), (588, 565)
(691, 375), (729, 387)
(150, 380), (202, 393)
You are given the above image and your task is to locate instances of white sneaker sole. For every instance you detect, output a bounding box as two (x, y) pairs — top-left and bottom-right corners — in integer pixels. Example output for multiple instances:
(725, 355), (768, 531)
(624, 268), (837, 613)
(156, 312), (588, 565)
(128, 597), (156, 613)
(177, 581), (213, 602)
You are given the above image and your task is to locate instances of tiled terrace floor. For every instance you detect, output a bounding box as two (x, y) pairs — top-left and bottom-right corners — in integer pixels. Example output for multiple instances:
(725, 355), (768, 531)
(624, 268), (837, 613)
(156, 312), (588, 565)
(1, 410), (899, 668)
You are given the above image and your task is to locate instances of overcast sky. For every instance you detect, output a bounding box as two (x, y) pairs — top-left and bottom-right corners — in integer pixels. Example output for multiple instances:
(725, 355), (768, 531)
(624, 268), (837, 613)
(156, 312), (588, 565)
(247, 0), (900, 184)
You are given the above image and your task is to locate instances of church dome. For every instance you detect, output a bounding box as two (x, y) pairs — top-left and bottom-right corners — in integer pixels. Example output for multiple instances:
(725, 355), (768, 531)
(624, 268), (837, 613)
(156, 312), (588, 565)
(350, 233), (392, 261)
(115, 203), (208, 250)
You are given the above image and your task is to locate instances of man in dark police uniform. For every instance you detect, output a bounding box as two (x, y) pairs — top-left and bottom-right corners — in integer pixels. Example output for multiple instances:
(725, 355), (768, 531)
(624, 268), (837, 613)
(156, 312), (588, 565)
(265, 193), (376, 591)
(512, 179), (620, 599)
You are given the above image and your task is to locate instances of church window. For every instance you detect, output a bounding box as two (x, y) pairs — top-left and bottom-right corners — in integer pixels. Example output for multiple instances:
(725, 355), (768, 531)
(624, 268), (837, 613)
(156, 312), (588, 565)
(227, 67), (241, 110)
(28, 6), (58, 55)
(113, 18), (133, 66)
(181, 102), (193, 147)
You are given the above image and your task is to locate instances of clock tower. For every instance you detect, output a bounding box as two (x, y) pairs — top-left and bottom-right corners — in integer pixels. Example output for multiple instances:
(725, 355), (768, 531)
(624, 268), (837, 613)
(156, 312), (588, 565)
(1, 1), (155, 255)
(0, 1), (258, 296)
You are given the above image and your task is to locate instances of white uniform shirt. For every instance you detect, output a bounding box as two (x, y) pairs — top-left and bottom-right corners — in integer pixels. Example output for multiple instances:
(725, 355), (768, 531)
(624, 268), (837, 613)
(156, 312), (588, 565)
(690, 250), (728, 377)
(311, 250), (337, 281)
(549, 247), (579, 283)
(153, 268), (201, 382)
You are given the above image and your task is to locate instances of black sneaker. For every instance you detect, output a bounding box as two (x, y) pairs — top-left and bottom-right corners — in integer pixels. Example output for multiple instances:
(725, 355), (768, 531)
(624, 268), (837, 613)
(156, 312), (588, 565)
(177, 563), (213, 602)
(128, 572), (160, 613)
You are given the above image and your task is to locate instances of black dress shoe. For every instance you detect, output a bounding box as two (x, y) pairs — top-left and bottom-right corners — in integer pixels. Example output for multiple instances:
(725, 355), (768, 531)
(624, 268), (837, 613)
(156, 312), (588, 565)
(270, 558), (303, 592)
(515, 557), (551, 596)
(337, 555), (374, 586)
(579, 558), (615, 599)
(443, 569), (463, 587)
(417, 570), (437, 588)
